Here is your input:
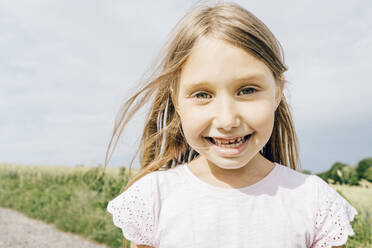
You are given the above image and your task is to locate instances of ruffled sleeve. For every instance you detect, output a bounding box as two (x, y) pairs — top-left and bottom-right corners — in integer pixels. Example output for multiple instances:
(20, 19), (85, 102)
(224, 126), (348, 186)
(107, 173), (158, 247)
(311, 175), (358, 248)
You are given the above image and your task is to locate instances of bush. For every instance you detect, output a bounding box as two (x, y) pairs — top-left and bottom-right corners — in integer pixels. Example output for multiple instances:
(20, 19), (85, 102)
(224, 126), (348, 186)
(364, 167), (372, 182)
(342, 166), (359, 186)
(316, 162), (359, 185)
(356, 158), (372, 181)
(327, 162), (348, 184)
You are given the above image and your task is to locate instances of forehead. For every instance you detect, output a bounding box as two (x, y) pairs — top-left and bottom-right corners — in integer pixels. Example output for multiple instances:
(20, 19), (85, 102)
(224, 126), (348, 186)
(179, 37), (274, 87)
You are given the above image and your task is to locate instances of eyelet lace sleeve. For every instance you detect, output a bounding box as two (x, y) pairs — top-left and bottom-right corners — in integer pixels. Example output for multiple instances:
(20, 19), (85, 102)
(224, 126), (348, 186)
(311, 176), (358, 248)
(107, 174), (157, 247)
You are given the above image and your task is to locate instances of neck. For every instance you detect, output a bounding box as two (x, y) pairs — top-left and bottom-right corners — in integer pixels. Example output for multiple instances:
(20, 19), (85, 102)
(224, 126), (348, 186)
(191, 153), (274, 179)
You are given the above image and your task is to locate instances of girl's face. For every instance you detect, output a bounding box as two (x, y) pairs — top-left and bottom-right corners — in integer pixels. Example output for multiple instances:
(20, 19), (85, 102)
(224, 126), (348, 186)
(174, 37), (283, 170)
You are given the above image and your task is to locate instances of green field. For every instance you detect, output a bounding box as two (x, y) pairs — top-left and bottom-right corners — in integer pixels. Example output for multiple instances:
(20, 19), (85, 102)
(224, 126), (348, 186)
(0, 164), (371, 248)
(330, 182), (372, 248)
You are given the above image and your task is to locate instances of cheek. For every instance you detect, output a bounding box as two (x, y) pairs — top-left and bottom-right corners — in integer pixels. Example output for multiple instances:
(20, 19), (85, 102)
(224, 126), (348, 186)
(241, 100), (275, 130)
(178, 104), (207, 141)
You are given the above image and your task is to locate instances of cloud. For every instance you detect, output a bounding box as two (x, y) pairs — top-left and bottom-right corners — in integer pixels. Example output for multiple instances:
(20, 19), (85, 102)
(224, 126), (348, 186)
(0, 0), (371, 172)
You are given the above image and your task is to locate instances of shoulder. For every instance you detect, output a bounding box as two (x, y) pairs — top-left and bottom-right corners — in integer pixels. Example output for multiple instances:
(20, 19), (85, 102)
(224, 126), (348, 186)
(107, 172), (157, 217)
(107, 172), (159, 247)
(310, 174), (358, 218)
(273, 163), (315, 190)
(153, 163), (187, 182)
(277, 171), (358, 247)
(151, 164), (189, 196)
(274, 163), (312, 180)
(271, 165), (325, 210)
(308, 174), (345, 203)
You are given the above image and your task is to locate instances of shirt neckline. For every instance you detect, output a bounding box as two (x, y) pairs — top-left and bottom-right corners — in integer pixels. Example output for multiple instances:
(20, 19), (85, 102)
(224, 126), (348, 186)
(181, 162), (280, 194)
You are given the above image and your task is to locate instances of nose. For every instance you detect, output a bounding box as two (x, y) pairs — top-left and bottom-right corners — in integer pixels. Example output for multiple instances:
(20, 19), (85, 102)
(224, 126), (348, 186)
(213, 94), (240, 131)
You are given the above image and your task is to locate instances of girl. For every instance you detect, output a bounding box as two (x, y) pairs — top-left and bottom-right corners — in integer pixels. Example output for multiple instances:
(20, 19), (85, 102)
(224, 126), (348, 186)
(106, 2), (358, 248)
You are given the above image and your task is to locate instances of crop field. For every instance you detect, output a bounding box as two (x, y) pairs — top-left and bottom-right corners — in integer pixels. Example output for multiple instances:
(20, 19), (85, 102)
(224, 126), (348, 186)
(0, 164), (371, 248)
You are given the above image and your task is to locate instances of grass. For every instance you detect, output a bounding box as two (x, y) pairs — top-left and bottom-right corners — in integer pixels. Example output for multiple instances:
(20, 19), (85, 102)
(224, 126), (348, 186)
(330, 181), (372, 248)
(0, 164), (129, 248)
(0, 163), (371, 248)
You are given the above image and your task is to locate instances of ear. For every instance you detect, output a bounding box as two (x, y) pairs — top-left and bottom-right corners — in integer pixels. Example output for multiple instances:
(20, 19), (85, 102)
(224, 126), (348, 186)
(275, 76), (285, 110)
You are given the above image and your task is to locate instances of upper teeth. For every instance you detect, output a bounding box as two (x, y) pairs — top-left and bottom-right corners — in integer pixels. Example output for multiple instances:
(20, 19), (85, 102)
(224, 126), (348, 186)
(213, 136), (245, 144)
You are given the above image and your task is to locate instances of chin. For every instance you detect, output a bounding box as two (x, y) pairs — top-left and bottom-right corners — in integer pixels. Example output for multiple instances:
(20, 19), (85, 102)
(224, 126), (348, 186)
(206, 156), (252, 170)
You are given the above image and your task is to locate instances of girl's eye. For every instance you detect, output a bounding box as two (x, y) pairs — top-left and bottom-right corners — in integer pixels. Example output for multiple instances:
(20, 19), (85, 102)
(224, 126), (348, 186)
(190, 87), (257, 100)
(238, 87), (257, 96)
(193, 92), (212, 99)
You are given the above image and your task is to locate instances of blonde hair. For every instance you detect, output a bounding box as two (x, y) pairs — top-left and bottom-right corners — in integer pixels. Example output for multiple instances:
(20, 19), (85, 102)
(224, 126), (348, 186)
(105, 2), (300, 246)
(105, 0), (301, 187)
(105, 3), (300, 244)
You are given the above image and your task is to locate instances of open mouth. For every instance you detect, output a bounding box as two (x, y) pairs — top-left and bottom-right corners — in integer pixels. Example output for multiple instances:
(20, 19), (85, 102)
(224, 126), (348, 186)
(203, 134), (252, 156)
(204, 134), (252, 148)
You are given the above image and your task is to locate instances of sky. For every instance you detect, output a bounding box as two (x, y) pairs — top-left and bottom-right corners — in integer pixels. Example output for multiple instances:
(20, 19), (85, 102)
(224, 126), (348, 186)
(0, 0), (371, 174)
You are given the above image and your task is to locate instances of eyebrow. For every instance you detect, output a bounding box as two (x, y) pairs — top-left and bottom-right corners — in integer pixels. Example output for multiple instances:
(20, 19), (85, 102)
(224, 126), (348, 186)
(184, 74), (267, 92)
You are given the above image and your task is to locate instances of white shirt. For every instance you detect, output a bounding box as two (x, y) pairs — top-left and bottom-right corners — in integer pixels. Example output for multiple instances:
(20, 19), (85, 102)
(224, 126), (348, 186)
(107, 162), (357, 248)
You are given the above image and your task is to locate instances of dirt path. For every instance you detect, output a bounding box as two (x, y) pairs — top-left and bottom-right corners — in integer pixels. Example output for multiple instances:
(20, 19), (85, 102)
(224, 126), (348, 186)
(0, 207), (108, 248)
